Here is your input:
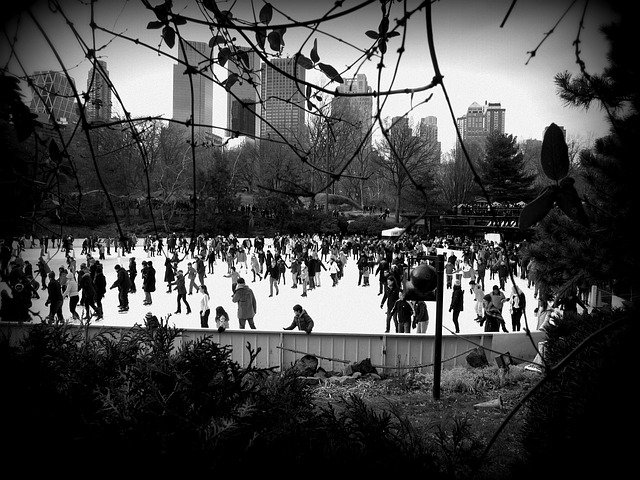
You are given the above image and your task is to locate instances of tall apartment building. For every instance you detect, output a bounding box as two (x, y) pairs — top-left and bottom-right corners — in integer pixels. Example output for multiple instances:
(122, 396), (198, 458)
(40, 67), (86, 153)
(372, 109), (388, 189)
(227, 47), (259, 138)
(259, 57), (306, 144)
(419, 116), (441, 162)
(85, 60), (112, 122)
(390, 115), (411, 135)
(173, 39), (213, 142)
(456, 101), (506, 151)
(332, 74), (373, 144)
(29, 70), (78, 125)
(484, 102), (505, 136)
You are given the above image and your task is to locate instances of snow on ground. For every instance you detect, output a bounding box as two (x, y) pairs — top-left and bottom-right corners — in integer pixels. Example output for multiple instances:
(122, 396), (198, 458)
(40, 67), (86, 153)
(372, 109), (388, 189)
(11, 239), (543, 335)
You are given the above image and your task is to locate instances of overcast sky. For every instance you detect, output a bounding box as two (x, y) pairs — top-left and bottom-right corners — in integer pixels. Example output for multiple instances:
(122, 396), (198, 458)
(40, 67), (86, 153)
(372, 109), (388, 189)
(2, 0), (618, 153)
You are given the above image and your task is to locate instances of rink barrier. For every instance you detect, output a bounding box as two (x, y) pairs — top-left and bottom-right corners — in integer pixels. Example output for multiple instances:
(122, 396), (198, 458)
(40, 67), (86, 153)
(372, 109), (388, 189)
(0, 322), (545, 374)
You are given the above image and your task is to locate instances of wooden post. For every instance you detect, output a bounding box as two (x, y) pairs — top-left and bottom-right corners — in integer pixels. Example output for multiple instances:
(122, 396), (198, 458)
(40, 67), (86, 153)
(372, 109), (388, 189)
(432, 254), (445, 400)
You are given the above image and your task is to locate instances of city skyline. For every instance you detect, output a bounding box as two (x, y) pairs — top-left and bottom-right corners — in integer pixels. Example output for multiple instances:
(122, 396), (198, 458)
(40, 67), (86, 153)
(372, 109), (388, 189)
(2, 0), (618, 152)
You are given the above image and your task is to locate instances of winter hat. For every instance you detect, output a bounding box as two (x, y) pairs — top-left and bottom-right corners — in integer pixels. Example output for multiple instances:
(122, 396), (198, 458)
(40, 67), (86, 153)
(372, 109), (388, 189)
(145, 312), (153, 320)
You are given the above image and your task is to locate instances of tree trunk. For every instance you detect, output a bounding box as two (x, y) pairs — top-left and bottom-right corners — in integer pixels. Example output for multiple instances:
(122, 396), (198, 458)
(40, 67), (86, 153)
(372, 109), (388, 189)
(395, 182), (401, 223)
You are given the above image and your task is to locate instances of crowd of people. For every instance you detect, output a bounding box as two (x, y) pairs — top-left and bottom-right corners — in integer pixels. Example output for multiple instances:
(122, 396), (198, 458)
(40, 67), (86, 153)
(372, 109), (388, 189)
(0, 230), (588, 334)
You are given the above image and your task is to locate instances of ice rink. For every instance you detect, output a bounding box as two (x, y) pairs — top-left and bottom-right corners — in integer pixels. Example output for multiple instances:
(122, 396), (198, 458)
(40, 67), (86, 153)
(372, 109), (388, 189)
(5, 238), (543, 335)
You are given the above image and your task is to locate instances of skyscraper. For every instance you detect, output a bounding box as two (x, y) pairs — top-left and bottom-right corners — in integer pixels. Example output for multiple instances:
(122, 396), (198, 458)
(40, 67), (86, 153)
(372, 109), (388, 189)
(390, 115), (411, 136)
(456, 101), (506, 151)
(462, 102), (486, 141)
(259, 57), (306, 144)
(173, 39), (213, 142)
(29, 70), (78, 125)
(85, 60), (112, 122)
(419, 116), (441, 162)
(485, 101), (505, 136)
(226, 47), (259, 138)
(332, 74), (373, 144)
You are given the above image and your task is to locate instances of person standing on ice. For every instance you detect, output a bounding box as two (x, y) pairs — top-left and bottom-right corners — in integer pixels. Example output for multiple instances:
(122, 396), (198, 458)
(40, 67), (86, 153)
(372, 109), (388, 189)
(469, 279), (485, 322)
(449, 280), (464, 333)
(232, 277), (257, 329)
(380, 275), (401, 333)
(170, 269), (191, 315)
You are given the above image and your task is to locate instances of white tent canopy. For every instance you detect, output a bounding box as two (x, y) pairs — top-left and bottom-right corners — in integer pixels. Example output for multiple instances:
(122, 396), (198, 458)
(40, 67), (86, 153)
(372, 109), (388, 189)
(381, 227), (406, 238)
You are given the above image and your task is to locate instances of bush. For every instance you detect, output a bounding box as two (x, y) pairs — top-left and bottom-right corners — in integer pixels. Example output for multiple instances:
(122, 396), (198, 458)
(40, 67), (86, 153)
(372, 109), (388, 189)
(0, 321), (455, 477)
(0, 321), (311, 476)
(281, 209), (340, 235)
(347, 215), (396, 236)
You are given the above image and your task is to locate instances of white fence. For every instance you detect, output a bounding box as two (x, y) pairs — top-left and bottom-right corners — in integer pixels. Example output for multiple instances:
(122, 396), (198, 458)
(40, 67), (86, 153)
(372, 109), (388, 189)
(1, 322), (546, 374)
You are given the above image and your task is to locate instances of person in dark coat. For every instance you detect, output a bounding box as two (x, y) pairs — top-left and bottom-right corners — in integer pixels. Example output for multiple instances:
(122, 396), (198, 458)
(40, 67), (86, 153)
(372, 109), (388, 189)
(44, 272), (64, 324)
(110, 264), (130, 312)
(380, 275), (401, 333)
(78, 264), (101, 320)
(283, 304), (314, 334)
(391, 292), (414, 333)
(509, 285), (526, 332)
(94, 264), (106, 316)
(375, 260), (389, 295)
(267, 259), (280, 297)
(232, 277), (257, 329)
(356, 253), (369, 286)
(306, 256), (317, 289)
(449, 280), (464, 333)
(142, 260), (156, 306)
(170, 269), (191, 314)
(164, 256), (175, 293)
(37, 256), (50, 289)
(128, 257), (137, 293)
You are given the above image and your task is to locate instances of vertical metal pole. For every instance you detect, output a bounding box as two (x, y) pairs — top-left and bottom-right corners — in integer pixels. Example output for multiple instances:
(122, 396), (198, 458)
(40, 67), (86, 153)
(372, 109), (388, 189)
(432, 254), (445, 400)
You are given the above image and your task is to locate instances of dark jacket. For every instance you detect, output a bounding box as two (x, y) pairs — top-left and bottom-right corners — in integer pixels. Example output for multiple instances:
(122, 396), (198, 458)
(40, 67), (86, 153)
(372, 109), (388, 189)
(129, 260), (137, 278)
(79, 271), (96, 299)
(143, 265), (156, 292)
(46, 278), (63, 304)
(195, 258), (205, 275)
(313, 258), (327, 273)
(284, 309), (314, 334)
(412, 300), (428, 327)
(232, 283), (257, 319)
(268, 263), (280, 279)
(164, 258), (175, 283)
(111, 267), (130, 291)
(307, 258), (317, 276)
(381, 279), (400, 310)
(449, 284), (464, 312)
(391, 298), (413, 324)
(172, 273), (187, 294)
(94, 272), (106, 298)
